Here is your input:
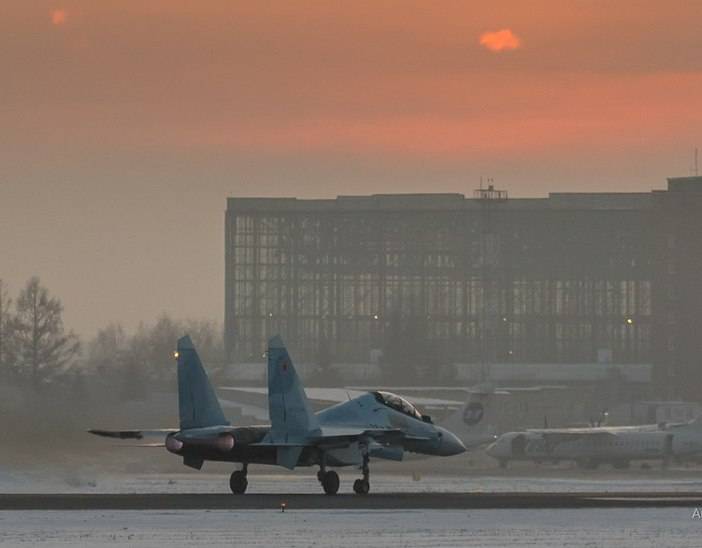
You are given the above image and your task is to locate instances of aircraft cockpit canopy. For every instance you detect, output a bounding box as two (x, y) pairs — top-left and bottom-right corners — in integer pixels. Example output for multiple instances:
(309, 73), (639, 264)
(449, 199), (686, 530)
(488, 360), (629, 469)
(372, 390), (426, 421)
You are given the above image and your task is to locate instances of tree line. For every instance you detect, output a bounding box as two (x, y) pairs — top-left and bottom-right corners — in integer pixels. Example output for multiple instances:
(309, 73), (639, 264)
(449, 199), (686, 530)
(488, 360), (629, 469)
(0, 277), (223, 398)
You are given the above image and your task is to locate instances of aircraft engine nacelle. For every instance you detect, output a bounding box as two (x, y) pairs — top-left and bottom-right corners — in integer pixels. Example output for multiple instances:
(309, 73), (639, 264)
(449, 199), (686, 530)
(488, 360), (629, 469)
(165, 433), (236, 454)
(165, 427), (267, 455)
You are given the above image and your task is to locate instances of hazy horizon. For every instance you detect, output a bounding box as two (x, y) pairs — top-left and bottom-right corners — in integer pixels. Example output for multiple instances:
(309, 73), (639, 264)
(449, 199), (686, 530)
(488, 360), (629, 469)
(2, 1), (700, 336)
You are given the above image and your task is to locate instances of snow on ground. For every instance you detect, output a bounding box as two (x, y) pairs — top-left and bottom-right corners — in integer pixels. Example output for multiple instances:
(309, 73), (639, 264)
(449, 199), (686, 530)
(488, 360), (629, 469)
(4, 471), (702, 495)
(3, 472), (702, 546)
(0, 508), (700, 547)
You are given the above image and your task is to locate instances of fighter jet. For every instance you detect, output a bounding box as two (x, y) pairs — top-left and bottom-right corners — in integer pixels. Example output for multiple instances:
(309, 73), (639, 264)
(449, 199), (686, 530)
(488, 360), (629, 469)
(219, 383), (500, 450)
(90, 335), (466, 495)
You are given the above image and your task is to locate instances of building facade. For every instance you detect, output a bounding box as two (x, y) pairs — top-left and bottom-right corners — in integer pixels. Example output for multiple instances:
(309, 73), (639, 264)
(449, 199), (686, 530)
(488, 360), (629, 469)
(225, 176), (702, 398)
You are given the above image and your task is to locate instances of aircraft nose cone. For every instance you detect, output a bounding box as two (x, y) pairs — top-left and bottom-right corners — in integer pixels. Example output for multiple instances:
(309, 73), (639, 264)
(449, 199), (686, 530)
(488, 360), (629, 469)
(439, 428), (466, 456)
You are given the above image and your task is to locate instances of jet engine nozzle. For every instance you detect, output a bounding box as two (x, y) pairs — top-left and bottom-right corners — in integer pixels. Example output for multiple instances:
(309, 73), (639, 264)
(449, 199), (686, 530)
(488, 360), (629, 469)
(165, 435), (184, 453)
(215, 434), (235, 452)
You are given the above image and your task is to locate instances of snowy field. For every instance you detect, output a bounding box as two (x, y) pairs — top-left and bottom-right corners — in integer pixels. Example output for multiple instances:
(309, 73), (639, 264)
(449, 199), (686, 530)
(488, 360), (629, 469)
(3, 472), (702, 546)
(4, 470), (702, 495)
(1, 508), (701, 547)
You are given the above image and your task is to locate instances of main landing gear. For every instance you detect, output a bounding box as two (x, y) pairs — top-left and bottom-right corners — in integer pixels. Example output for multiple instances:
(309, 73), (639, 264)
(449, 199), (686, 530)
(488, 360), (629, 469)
(318, 468), (340, 495)
(317, 453), (340, 495)
(353, 454), (370, 495)
(316, 451), (340, 495)
(230, 464), (248, 494)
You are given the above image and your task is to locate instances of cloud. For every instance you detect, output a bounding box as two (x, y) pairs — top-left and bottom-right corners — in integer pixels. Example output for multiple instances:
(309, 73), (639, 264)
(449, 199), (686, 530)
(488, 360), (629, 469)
(479, 29), (521, 52)
(51, 9), (67, 26)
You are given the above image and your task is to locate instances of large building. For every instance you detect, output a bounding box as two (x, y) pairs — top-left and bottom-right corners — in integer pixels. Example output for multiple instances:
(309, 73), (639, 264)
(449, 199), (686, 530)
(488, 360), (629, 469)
(225, 176), (702, 398)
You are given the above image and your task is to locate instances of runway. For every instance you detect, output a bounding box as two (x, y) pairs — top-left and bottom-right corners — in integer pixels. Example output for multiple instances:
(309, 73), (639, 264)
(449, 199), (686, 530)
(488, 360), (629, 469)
(3, 491), (702, 510)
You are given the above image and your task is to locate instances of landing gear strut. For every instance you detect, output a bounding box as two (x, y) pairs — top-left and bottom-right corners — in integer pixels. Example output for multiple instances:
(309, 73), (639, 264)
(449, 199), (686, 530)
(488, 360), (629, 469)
(353, 453), (370, 495)
(318, 455), (339, 495)
(230, 463), (248, 494)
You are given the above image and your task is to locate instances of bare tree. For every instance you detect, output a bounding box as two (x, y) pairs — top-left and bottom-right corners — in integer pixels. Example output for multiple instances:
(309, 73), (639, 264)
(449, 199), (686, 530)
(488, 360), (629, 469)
(0, 279), (12, 374)
(130, 314), (182, 383)
(87, 323), (128, 373)
(182, 318), (224, 366)
(83, 315), (224, 398)
(129, 315), (224, 383)
(12, 277), (80, 389)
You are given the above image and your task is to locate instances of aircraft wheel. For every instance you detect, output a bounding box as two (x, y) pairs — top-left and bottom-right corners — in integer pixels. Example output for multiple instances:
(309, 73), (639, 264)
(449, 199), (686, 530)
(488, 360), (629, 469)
(321, 471), (339, 495)
(230, 470), (248, 494)
(353, 479), (370, 495)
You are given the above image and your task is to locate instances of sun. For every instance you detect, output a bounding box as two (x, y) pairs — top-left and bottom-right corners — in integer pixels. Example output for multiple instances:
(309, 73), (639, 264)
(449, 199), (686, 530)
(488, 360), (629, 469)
(479, 29), (521, 52)
(51, 9), (67, 26)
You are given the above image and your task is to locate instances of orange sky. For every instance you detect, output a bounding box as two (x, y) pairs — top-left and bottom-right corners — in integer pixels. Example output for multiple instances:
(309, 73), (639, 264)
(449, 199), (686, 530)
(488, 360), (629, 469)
(1, 1), (701, 336)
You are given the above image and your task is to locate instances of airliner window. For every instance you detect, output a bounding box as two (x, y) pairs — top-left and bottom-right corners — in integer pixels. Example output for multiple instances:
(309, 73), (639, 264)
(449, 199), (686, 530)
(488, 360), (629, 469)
(373, 391), (422, 420)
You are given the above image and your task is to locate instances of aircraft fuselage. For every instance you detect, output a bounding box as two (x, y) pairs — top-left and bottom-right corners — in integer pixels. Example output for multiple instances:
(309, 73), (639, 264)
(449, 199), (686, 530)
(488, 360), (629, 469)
(167, 392), (464, 470)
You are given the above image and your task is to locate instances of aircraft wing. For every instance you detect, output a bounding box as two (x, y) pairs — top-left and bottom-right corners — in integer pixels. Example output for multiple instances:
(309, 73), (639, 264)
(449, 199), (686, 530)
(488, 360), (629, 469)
(310, 388), (464, 408)
(524, 429), (617, 449)
(218, 397), (269, 421)
(218, 386), (463, 409)
(115, 442), (166, 448)
(218, 386), (366, 405)
(496, 429), (617, 454)
(526, 428), (619, 436)
(88, 428), (177, 440)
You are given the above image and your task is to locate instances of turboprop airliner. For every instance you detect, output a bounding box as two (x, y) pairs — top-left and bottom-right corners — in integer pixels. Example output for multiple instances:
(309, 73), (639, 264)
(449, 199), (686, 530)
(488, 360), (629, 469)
(90, 335), (465, 495)
(486, 418), (702, 469)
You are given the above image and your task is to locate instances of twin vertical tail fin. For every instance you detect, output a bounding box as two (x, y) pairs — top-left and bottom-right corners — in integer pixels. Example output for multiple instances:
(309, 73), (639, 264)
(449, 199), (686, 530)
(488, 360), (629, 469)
(177, 335), (229, 430)
(267, 335), (318, 443)
(175, 334), (314, 470)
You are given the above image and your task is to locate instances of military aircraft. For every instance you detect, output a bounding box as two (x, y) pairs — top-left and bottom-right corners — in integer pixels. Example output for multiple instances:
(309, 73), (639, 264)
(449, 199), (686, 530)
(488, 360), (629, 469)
(90, 334), (466, 495)
(485, 417), (702, 469)
(219, 383), (500, 451)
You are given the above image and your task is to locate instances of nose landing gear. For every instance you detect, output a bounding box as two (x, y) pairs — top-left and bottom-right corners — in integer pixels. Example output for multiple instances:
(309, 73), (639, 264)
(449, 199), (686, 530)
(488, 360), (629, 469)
(353, 454), (370, 495)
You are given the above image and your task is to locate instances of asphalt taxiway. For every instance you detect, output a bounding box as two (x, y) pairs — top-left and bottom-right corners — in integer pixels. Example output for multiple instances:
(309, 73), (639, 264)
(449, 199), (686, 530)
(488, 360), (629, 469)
(2, 492), (702, 510)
